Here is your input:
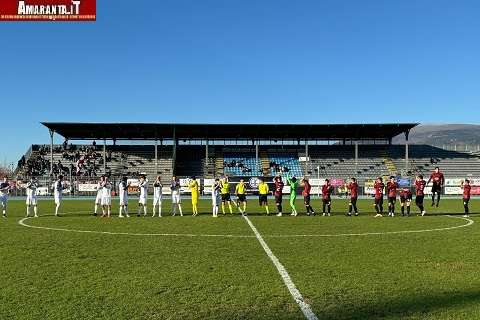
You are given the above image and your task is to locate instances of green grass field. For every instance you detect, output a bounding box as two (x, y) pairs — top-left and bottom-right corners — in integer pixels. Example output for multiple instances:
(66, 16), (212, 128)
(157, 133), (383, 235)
(1, 198), (480, 319)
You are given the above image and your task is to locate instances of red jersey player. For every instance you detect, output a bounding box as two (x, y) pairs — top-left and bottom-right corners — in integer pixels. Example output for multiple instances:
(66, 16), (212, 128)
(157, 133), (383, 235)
(427, 167), (445, 207)
(321, 179), (334, 216)
(415, 175), (427, 216)
(273, 175), (284, 217)
(386, 176), (398, 217)
(461, 179), (471, 217)
(301, 177), (315, 216)
(399, 186), (412, 216)
(346, 177), (359, 216)
(373, 177), (385, 217)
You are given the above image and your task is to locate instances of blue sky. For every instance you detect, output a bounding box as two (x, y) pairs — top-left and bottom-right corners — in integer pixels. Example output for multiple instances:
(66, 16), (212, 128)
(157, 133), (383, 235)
(1, 0), (479, 164)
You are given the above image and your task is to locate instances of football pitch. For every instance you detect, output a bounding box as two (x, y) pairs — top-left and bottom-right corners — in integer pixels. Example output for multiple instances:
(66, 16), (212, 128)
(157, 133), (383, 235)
(1, 198), (480, 320)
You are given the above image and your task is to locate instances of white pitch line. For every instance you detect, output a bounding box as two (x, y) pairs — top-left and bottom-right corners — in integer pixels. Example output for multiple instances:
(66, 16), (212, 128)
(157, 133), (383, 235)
(17, 214), (255, 238)
(17, 214), (474, 239)
(264, 215), (474, 238)
(242, 215), (319, 320)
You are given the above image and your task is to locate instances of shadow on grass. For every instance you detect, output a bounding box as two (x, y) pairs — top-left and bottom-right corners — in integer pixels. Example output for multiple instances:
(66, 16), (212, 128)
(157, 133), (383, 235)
(310, 289), (480, 320)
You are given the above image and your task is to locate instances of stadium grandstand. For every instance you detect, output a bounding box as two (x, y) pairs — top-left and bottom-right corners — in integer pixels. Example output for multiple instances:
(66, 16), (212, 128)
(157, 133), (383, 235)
(13, 122), (480, 195)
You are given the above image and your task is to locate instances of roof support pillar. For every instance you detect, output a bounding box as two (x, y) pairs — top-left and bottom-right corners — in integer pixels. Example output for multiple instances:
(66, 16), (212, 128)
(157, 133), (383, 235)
(255, 140), (259, 175)
(172, 126), (177, 175)
(49, 129), (54, 176)
(354, 141), (359, 173)
(404, 130), (409, 173)
(205, 139), (209, 162)
(103, 139), (106, 175)
(155, 139), (158, 175)
(205, 139), (209, 177)
(305, 139), (309, 176)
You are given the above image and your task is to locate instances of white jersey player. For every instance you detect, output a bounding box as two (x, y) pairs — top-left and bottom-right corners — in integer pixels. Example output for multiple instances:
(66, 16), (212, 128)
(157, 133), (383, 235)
(94, 176), (106, 216)
(24, 178), (39, 218)
(152, 176), (163, 217)
(137, 175), (148, 217)
(170, 176), (183, 216)
(53, 175), (65, 217)
(212, 178), (221, 217)
(101, 178), (112, 218)
(118, 177), (130, 218)
(0, 177), (10, 218)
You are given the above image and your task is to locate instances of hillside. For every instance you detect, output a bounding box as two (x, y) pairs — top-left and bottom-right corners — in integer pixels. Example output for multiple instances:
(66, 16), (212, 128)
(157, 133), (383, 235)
(393, 124), (480, 147)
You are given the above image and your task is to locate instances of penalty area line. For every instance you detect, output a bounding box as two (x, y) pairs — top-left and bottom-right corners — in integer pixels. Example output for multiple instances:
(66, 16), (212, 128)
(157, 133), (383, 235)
(242, 215), (319, 320)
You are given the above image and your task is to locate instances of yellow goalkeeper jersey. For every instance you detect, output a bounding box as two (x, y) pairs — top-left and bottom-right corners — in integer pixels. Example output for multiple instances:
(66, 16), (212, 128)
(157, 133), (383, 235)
(189, 180), (199, 196)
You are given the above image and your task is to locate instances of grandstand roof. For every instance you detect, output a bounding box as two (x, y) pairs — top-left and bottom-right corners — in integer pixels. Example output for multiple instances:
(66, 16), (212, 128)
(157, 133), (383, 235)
(42, 122), (418, 141)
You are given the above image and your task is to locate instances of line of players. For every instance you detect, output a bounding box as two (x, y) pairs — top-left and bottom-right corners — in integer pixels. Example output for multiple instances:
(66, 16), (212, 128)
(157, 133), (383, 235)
(83, 166), (476, 218)
(92, 174), (248, 218)
(0, 167), (473, 218)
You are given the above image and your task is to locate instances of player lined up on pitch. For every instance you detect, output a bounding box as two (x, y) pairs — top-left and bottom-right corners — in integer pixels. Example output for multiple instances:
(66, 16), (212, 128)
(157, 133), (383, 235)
(0, 166), (474, 218)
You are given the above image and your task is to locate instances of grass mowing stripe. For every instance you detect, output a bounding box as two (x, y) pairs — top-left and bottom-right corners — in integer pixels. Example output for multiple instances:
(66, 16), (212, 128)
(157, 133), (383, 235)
(242, 215), (319, 320)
